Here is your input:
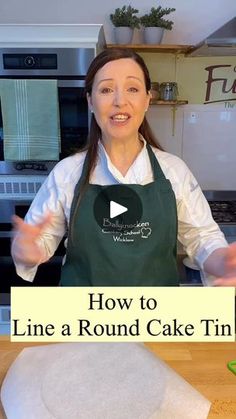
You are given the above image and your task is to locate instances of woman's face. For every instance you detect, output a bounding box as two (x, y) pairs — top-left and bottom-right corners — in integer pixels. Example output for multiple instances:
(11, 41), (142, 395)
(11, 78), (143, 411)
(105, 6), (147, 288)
(87, 58), (151, 144)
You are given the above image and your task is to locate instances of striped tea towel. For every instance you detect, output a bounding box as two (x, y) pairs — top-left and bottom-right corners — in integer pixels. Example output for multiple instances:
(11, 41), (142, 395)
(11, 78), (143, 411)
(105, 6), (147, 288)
(0, 79), (61, 161)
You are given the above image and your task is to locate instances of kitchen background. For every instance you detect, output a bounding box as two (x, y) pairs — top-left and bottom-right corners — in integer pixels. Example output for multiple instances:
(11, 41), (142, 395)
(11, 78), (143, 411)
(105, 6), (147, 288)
(1, 7), (236, 412)
(0, 0), (235, 44)
(0, 0), (236, 312)
(1, 0), (235, 190)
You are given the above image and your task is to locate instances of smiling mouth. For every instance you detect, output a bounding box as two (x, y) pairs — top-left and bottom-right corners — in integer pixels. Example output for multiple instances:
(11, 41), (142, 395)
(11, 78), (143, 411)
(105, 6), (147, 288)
(110, 114), (130, 122)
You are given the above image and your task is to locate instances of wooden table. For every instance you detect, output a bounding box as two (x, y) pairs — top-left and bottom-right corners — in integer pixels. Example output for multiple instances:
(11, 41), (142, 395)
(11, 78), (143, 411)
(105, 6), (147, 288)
(0, 338), (236, 418)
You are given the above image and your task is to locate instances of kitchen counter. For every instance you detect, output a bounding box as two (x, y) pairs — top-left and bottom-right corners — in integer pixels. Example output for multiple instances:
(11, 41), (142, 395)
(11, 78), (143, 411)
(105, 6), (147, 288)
(0, 338), (236, 418)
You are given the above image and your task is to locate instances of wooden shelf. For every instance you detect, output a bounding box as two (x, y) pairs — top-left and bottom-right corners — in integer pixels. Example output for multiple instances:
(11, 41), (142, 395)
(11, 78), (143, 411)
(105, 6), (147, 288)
(150, 100), (188, 105)
(106, 44), (193, 54)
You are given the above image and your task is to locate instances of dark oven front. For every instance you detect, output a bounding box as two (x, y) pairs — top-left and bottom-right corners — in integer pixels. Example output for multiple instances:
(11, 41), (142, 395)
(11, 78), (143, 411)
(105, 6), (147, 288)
(0, 198), (65, 294)
(0, 47), (94, 161)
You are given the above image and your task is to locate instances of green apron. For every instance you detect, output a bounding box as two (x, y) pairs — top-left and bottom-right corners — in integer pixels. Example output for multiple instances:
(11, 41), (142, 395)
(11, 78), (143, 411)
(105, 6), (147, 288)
(60, 144), (179, 286)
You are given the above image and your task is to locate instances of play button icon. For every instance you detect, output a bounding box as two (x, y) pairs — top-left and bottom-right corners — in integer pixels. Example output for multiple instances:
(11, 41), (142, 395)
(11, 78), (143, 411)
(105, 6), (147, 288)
(110, 201), (128, 219)
(93, 185), (143, 233)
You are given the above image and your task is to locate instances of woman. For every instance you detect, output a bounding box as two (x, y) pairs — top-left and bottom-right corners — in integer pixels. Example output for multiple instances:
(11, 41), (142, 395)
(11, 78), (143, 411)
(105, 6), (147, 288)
(11, 48), (236, 286)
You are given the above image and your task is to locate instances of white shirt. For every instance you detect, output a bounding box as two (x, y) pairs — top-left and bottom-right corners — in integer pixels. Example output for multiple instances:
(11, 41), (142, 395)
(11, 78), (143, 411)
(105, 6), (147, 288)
(13, 139), (228, 281)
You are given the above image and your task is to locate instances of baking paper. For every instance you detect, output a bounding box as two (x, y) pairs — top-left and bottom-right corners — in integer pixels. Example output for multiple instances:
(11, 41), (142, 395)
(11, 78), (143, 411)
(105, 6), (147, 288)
(0, 342), (211, 419)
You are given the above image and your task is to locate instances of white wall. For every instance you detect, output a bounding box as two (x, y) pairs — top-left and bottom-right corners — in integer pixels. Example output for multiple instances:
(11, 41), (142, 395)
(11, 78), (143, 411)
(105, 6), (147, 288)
(182, 105), (236, 190)
(147, 103), (236, 190)
(0, 0), (235, 44)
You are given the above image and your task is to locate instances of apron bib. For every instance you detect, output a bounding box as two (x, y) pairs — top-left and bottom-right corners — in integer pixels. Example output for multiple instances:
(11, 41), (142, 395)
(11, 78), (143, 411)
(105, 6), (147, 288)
(60, 144), (179, 286)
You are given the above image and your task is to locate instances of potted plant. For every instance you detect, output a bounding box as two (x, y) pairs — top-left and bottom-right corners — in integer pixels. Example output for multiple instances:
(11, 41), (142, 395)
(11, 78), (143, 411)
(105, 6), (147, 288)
(140, 6), (176, 44)
(110, 5), (140, 44)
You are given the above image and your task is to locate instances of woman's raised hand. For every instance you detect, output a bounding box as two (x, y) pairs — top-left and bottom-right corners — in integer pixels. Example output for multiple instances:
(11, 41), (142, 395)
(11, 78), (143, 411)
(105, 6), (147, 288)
(214, 242), (236, 286)
(11, 213), (53, 266)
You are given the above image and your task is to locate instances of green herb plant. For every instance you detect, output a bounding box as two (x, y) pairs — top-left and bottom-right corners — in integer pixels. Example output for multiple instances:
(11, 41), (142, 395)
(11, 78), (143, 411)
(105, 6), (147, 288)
(110, 5), (140, 29)
(140, 6), (176, 29)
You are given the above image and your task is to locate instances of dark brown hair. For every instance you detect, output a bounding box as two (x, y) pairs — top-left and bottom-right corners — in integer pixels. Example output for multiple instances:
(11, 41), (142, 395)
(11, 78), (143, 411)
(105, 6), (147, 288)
(70, 48), (162, 235)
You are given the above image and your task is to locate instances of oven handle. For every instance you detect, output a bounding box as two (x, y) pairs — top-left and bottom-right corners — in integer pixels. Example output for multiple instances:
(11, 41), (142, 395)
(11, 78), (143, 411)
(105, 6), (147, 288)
(57, 80), (85, 88)
(0, 231), (14, 238)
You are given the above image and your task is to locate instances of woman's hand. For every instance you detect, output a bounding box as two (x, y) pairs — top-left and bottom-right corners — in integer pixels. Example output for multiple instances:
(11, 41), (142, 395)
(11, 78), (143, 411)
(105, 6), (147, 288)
(214, 242), (236, 286)
(11, 213), (52, 266)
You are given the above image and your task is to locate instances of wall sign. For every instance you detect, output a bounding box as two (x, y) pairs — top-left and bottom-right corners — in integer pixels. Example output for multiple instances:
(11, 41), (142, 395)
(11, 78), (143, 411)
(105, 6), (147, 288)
(205, 64), (236, 104)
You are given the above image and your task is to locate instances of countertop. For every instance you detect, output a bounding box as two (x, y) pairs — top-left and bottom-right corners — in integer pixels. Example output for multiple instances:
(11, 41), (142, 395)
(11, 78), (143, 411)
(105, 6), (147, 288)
(0, 338), (236, 418)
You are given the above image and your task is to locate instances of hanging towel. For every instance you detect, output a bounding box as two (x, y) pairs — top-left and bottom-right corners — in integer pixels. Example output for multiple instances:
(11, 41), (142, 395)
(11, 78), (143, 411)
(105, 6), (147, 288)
(0, 79), (61, 161)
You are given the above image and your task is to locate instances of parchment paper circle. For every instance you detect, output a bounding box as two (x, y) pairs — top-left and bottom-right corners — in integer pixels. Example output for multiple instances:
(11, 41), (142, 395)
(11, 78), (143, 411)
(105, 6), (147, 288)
(41, 343), (165, 419)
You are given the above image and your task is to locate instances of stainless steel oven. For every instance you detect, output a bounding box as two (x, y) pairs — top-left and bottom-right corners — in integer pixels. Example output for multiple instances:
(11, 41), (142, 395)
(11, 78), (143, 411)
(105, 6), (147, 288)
(0, 47), (97, 330)
(0, 194), (65, 335)
(0, 47), (95, 165)
(0, 193), (65, 334)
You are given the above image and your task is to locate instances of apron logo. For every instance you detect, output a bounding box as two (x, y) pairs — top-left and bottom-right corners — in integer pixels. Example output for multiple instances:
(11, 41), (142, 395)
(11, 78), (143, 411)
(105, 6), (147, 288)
(141, 227), (152, 239)
(101, 219), (152, 243)
(102, 218), (138, 232)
